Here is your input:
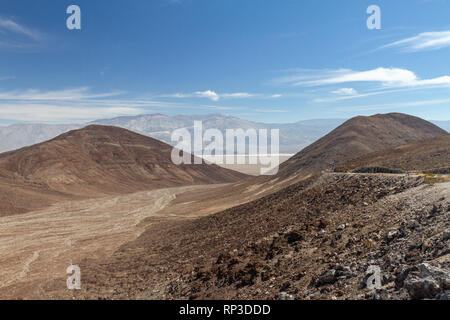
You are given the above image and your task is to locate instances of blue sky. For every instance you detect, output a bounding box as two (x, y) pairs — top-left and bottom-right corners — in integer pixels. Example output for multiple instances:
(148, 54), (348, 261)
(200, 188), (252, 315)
(0, 0), (450, 124)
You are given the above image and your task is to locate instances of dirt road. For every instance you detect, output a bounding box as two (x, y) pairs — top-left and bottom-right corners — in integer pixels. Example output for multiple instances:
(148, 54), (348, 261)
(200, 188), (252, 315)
(0, 184), (219, 297)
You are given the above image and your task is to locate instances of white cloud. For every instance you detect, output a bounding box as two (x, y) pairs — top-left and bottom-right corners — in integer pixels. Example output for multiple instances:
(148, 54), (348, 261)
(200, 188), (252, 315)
(221, 92), (254, 99)
(331, 88), (357, 96)
(415, 76), (450, 86)
(335, 97), (450, 113)
(381, 31), (450, 52)
(0, 17), (44, 49)
(300, 68), (417, 86)
(202, 104), (287, 113)
(0, 87), (191, 122)
(270, 68), (351, 86)
(0, 87), (124, 101)
(313, 87), (414, 103)
(281, 67), (450, 89)
(194, 90), (220, 101)
(167, 91), (279, 101)
(0, 104), (142, 122)
(0, 87), (285, 122)
(0, 17), (42, 40)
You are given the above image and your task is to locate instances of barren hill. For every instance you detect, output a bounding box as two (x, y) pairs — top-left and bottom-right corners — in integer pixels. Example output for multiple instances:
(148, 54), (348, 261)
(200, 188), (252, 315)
(0, 125), (247, 216)
(335, 134), (450, 174)
(60, 173), (448, 300)
(276, 113), (447, 178)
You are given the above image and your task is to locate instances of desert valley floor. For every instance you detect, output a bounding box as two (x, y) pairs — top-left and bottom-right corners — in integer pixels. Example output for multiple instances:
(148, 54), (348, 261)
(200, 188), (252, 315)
(0, 173), (448, 300)
(0, 184), (221, 297)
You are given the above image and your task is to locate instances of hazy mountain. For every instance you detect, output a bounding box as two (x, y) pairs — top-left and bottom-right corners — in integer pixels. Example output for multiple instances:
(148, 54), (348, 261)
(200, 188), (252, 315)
(431, 120), (450, 132)
(0, 123), (81, 153)
(91, 114), (346, 154)
(1, 114), (447, 155)
(0, 115), (346, 154)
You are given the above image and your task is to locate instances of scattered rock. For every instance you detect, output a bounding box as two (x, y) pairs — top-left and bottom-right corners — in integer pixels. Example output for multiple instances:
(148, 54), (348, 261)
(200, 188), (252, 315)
(386, 230), (399, 242)
(442, 230), (450, 241)
(279, 292), (295, 300)
(316, 269), (338, 286)
(285, 231), (303, 244)
(405, 276), (440, 299)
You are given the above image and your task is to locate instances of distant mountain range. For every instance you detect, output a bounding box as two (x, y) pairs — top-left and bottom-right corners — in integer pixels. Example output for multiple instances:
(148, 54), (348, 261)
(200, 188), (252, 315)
(0, 123), (79, 154)
(431, 120), (450, 132)
(0, 114), (346, 154)
(0, 114), (448, 154)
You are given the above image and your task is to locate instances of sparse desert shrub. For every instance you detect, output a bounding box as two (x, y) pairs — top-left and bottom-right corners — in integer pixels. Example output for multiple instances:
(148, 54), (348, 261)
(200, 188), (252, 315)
(424, 173), (449, 184)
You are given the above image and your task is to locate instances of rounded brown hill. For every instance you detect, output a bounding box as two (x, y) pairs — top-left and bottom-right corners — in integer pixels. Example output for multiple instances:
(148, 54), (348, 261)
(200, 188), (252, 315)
(277, 113), (448, 178)
(335, 134), (450, 173)
(0, 125), (247, 214)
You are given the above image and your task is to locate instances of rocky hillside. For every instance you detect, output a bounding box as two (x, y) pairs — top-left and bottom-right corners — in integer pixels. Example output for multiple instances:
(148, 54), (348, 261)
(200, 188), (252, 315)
(60, 173), (448, 300)
(335, 134), (450, 174)
(276, 113), (448, 178)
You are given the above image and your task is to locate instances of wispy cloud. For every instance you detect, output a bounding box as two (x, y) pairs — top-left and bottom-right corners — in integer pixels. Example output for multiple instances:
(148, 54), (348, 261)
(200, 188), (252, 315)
(195, 90), (220, 101)
(381, 30), (450, 52)
(0, 87), (124, 101)
(275, 67), (450, 88)
(273, 67), (450, 105)
(334, 97), (450, 113)
(331, 88), (357, 96)
(165, 90), (282, 101)
(201, 104), (288, 113)
(221, 92), (255, 99)
(0, 104), (142, 122)
(313, 87), (418, 103)
(0, 76), (15, 81)
(0, 17), (44, 48)
(0, 87), (193, 122)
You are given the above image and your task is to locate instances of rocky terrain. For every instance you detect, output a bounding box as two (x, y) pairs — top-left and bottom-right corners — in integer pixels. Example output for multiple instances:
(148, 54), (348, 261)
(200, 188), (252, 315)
(335, 134), (450, 174)
(277, 113), (448, 179)
(41, 173), (448, 300)
(175, 175), (449, 300)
